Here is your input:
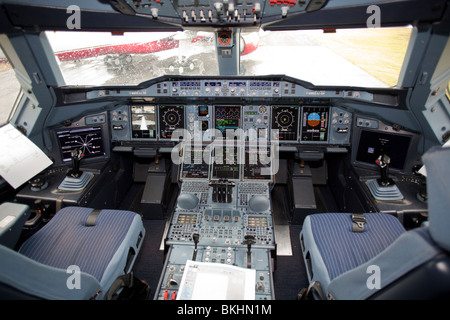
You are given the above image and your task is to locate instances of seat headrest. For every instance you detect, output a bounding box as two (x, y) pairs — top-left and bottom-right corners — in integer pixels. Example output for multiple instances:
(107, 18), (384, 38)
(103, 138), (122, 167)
(423, 146), (450, 251)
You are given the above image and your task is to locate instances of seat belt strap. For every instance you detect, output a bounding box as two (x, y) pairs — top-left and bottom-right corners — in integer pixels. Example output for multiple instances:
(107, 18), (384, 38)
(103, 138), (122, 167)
(86, 209), (102, 226)
(351, 214), (366, 233)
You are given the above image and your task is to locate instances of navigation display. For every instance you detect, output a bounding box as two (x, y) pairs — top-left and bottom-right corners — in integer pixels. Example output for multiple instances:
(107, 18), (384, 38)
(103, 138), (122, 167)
(131, 105), (156, 139)
(57, 126), (105, 162)
(181, 144), (210, 179)
(356, 130), (411, 170)
(271, 106), (299, 141)
(212, 145), (240, 179)
(159, 105), (185, 139)
(243, 146), (272, 180)
(214, 106), (241, 138)
(301, 107), (329, 142)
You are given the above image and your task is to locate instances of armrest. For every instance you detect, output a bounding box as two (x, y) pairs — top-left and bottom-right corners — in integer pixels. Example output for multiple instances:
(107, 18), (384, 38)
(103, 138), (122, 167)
(0, 202), (30, 249)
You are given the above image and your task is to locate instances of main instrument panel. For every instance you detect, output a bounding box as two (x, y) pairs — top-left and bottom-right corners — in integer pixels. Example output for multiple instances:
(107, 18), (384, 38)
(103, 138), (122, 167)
(111, 104), (352, 145)
(107, 78), (355, 146)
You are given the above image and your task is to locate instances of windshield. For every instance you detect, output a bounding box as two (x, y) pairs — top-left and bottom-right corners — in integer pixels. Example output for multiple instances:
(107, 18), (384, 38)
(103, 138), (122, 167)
(46, 26), (412, 88)
(46, 30), (218, 86)
(241, 27), (412, 88)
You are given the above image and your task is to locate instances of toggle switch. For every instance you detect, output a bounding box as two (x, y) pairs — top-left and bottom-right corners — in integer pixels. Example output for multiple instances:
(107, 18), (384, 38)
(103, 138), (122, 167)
(151, 8), (158, 19)
(214, 2), (223, 14)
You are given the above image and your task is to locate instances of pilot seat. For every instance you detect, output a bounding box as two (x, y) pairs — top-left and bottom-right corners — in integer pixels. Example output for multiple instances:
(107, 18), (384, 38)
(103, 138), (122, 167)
(0, 206), (146, 300)
(299, 146), (450, 299)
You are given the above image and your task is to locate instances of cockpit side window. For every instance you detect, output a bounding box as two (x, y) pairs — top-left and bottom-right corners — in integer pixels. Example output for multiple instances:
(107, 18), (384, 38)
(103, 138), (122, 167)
(0, 43), (21, 125)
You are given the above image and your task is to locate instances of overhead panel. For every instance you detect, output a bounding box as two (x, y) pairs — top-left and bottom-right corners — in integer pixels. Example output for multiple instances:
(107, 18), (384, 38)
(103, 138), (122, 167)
(116, 0), (320, 27)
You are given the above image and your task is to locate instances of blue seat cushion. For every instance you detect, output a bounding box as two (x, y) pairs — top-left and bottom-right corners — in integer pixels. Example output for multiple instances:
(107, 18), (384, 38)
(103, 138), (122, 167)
(19, 207), (144, 294)
(301, 213), (405, 291)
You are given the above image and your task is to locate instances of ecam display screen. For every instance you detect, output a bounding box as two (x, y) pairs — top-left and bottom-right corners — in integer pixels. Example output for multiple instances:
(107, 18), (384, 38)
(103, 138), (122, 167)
(356, 130), (411, 170)
(181, 144), (209, 179)
(243, 146), (272, 180)
(212, 145), (240, 179)
(215, 106), (241, 135)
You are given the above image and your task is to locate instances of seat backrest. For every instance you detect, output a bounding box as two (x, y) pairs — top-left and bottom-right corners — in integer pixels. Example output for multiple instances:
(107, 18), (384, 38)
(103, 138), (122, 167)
(328, 146), (450, 300)
(423, 146), (450, 252)
(0, 245), (102, 300)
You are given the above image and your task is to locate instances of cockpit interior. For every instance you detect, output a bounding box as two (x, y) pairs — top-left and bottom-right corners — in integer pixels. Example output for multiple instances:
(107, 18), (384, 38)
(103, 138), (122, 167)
(0, 0), (449, 303)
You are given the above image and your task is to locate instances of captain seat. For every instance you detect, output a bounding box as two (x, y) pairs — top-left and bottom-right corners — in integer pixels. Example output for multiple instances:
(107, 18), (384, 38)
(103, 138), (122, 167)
(0, 206), (145, 300)
(300, 146), (450, 299)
